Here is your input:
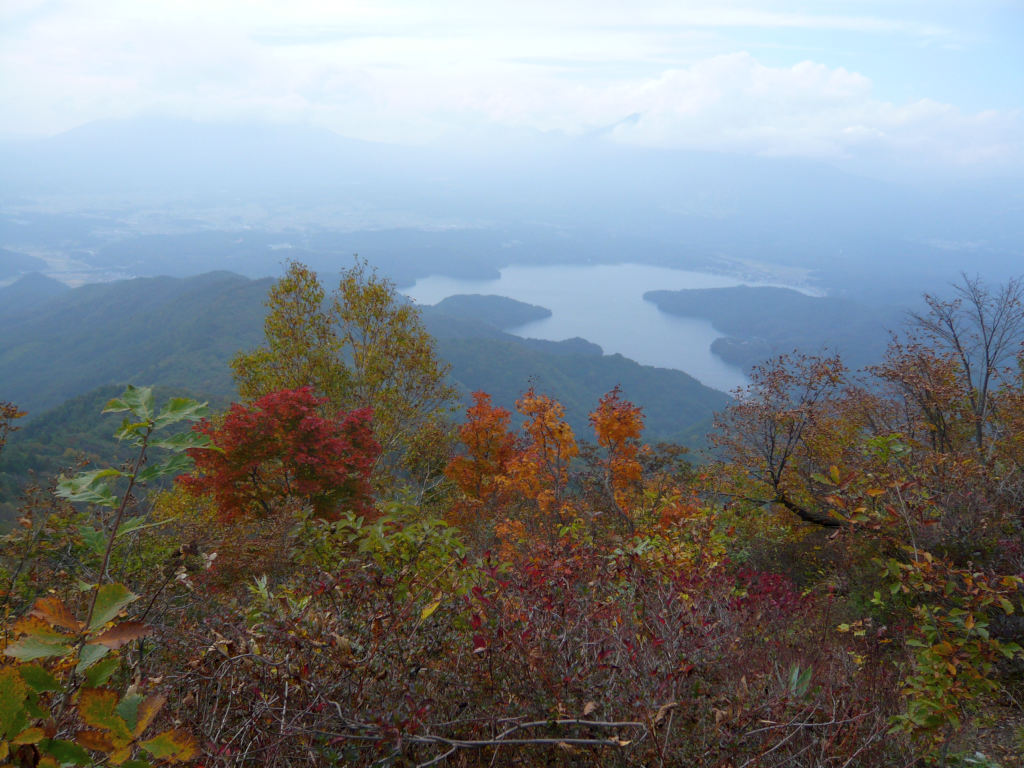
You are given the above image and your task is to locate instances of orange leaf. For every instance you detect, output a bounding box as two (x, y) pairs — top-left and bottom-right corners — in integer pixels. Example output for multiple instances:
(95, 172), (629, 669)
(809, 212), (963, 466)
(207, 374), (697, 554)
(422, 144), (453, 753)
(30, 597), (83, 633)
(76, 729), (116, 753)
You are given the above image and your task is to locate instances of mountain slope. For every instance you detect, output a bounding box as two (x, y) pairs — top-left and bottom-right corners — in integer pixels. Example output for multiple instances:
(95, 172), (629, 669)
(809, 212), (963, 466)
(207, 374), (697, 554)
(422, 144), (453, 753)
(0, 249), (47, 280)
(645, 285), (906, 370)
(0, 271), (272, 415)
(0, 272), (70, 316)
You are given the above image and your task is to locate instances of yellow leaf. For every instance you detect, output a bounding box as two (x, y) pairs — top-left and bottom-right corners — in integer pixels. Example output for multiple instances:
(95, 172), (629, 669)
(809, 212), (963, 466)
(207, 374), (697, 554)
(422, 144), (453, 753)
(420, 598), (442, 622)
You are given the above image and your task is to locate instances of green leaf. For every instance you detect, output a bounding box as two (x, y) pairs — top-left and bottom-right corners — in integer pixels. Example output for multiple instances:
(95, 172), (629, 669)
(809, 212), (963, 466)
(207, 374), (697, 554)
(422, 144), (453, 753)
(76, 643), (111, 673)
(78, 525), (107, 557)
(0, 667), (28, 740)
(116, 694), (143, 735)
(56, 473), (119, 509)
(3, 637), (73, 662)
(135, 454), (194, 484)
(88, 584), (138, 630)
(104, 385), (155, 422)
(84, 656), (121, 688)
(149, 430), (211, 452)
(114, 418), (151, 444)
(19, 665), (63, 694)
(152, 398), (209, 430)
(42, 739), (92, 766)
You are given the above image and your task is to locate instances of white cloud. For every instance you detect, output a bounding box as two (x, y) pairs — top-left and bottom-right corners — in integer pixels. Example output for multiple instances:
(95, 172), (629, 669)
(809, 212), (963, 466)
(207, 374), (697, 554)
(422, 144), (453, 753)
(0, 1), (1019, 176)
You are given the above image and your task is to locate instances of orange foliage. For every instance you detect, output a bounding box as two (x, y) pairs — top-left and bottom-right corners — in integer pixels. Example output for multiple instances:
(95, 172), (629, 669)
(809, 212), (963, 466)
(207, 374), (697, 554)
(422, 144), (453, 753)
(500, 388), (578, 527)
(444, 392), (517, 503)
(589, 386), (644, 513)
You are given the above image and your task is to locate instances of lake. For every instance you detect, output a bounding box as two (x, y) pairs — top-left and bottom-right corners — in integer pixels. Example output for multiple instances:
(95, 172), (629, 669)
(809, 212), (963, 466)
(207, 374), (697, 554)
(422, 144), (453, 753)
(404, 263), (757, 393)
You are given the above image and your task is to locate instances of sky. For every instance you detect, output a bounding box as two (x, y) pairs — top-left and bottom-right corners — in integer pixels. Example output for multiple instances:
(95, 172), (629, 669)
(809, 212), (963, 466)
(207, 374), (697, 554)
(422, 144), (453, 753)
(1, 0), (1022, 178)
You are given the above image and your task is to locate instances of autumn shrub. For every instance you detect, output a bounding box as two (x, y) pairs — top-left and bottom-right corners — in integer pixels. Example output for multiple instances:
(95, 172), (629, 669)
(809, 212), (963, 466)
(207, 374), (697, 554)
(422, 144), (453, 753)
(181, 387), (380, 522)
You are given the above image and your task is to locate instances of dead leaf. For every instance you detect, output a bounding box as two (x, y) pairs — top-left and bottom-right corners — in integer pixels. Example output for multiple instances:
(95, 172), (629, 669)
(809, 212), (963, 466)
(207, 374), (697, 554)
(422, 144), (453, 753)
(87, 622), (154, 649)
(654, 702), (678, 725)
(583, 701), (598, 717)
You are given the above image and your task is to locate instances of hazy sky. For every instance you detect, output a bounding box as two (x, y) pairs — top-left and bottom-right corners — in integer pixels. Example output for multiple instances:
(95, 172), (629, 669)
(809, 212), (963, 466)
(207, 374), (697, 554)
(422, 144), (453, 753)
(2, 0), (1022, 175)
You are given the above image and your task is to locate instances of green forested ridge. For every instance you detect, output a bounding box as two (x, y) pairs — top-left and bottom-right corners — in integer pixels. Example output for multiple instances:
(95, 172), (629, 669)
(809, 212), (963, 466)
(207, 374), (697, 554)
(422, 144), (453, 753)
(0, 247), (48, 280)
(0, 271), (72, 317)
(0, 271), (273, 415)
(645, 284), (906, 370)
(430, 293), (551, 328)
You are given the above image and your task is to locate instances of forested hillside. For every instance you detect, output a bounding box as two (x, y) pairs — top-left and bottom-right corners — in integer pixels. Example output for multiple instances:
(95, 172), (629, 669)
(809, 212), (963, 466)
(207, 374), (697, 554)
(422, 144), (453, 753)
(646, 285), (905, 370)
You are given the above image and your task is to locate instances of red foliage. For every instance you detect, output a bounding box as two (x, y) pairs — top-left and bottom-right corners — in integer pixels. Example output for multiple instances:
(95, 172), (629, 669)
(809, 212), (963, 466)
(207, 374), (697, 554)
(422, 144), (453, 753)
(180, 387), (380, 521)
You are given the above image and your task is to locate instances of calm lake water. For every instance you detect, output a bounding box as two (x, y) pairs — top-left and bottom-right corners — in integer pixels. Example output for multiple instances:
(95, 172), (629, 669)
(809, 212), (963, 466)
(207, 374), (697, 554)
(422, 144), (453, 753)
(404, 263), (753, 393)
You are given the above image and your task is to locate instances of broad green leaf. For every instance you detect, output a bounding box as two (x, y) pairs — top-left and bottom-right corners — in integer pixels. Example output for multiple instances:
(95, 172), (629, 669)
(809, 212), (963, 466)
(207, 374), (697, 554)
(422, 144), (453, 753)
(0, 667), (28, 739)
(140, 730), (200, 762)
(64, 468), (124, 486)
(76, 643), (111, 673)
(135, 454), (194, 484)
(114, 418), (150, 444)
(18, 665), (63, 694)
(104, 385), (155, 421)
(78, 525), (107, 557)
(57, 474), (119, 509)
(77, 689), (132, 744)
(116, 694), (143, 735)
(4, 637), (73, 662)
(152, 398), (209, 430)
(88, 584), (138, 630)
(42, 739), (92, 766)
(149, 430), (214, 452)
(84, 656), (121, 688)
